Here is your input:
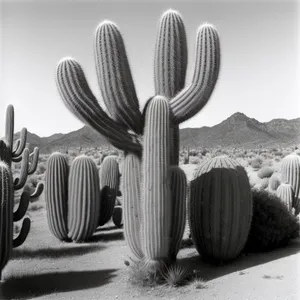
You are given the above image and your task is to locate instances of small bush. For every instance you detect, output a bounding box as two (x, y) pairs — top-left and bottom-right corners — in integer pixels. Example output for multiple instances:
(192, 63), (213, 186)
(257, 167), (274, 179)
(161, 264), (191, 287)
(189, 157), (200, 165)
(250, 156), (263, 170)
(244, 189), (300, 252)
(260, 177), (269, 189)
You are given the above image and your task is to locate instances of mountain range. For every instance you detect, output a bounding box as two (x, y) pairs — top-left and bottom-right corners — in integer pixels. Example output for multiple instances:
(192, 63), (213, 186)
(13, 112), (300, 153)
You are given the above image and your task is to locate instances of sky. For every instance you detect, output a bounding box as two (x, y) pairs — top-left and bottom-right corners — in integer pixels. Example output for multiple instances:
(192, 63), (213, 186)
(0, 0), (299, 137)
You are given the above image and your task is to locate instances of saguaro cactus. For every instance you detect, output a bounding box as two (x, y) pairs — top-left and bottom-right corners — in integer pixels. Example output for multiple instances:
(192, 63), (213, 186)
(56, 9), (220, 268)
(189, 156), (253, 263)
(45, 153), (100, 242)
(0, 162), (32, 279)
(0, 105), (43, 269)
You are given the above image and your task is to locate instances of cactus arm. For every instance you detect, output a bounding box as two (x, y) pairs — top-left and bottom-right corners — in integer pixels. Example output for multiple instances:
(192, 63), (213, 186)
(170, 24), (221, 124)
(154, 10), (187, 165)
(13, 191), (30, 222)
(95, 21), (142, 134)
(14, 148), (30, 190)
(123, 153), (144, 259)
(154, 9), (187, 98)
(4, 105), (14, 160)
(13, 139), (20, 153)
(28, 147), (39, 175)
(0, 162), (14, 274)
(13, 217), (31, 248)
(56, 58), (142, 155)
(30, 182), (44, 199)
(12, 155), (22, 163)
(12, 128), (27, 157)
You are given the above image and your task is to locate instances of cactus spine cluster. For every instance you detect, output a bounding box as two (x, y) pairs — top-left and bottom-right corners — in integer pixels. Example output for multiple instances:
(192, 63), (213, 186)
(45, 153), (100, 242)
(56, 9), (220, 268)
(189, 156), (253, 262)
(0, 105), (44, 279)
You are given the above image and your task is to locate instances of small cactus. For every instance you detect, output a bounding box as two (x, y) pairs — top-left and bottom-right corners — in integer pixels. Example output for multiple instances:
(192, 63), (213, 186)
(277, 183), (294, 213)
(112, 206), (123, 228)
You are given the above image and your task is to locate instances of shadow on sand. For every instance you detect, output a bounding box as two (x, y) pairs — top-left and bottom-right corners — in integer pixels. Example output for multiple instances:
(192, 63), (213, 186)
(96, 225), (119, 232)
(178, 239), (300, 281)
(11, 244), (106, 260)
(0, 269), (118, 300)
(88, 230), (124, 243)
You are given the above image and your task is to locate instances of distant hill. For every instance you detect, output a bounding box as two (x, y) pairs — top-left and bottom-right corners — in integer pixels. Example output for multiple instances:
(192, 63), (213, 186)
(12, 112), (300, 153)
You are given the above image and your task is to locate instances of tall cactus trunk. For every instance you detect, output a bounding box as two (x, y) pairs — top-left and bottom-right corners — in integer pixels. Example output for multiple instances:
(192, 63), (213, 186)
(142, 96), (171, 268)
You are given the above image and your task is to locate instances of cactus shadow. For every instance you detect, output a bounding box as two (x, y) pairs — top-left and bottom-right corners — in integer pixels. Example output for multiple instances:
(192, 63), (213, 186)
(11, 244), (106, 260)
(96, 224), (118, 232)
(178, 239), (300, 281)
(0, 269), (117, 299)
(88, 230), (124, 243)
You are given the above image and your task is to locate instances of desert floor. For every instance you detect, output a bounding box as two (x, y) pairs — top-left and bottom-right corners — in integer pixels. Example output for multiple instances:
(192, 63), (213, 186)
(1, 164), (300, 300)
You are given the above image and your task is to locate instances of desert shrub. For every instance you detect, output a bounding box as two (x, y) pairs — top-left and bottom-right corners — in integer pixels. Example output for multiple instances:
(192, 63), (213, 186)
(189, 157), (200, 165)
(244, 189), (300, 252)
(36, 163), (46, 175)
(268, 173), (281, 191)
(274, 151), (283, 157)
(260, 177), (269, 189)
(250, 156), (263, 170)
(161, 264), (191, 287)
(257, 166), (274, 179)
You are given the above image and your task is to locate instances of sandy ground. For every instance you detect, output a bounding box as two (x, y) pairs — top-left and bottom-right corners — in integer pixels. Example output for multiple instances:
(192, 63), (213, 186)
(1, 164), (300, 300)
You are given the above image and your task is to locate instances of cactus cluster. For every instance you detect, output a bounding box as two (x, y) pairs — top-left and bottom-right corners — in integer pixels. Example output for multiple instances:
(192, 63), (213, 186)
(0, 105), (44, 279)
(45, 153), (100, 242)
(55, 9), (220, 268)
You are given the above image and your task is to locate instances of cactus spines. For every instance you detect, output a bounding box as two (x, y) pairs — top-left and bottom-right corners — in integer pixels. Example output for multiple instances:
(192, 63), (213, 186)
(45, 153), (69, 241)
(56, 58), (142, 155)
(142, 96), (171, 263)
(169, 23), (220, 124)
(189, 156), (253, 263)
(99, 156), (120, 226)
(277, 183), (294, 212)
(95, 21), (142, 134)
(123, 153), (143, 259)
(112, 206), (123, 228)
(168, 166), (187, 261)
(0, 162), (13, 278)
(281, 154), (300, 209)
(68, 156), (100, 242)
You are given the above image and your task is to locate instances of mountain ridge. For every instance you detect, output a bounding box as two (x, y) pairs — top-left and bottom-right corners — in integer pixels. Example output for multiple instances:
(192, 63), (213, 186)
(11, 112), (300, 153)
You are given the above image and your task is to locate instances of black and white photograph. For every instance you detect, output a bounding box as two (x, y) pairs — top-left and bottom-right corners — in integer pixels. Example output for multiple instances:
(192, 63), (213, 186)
(0, 0), (299, 299)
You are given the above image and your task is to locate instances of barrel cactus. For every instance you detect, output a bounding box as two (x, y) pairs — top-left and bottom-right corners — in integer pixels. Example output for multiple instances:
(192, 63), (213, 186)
(55, 9), (220, 270)
(189, 156), (253, 263)
(281, 154), (300, 213)
(268, 173), (281, 192)
(99, 156), (120, 226)
(277, 183), (294, 212)
(45, 153), (100, 242)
